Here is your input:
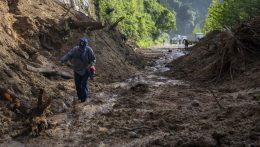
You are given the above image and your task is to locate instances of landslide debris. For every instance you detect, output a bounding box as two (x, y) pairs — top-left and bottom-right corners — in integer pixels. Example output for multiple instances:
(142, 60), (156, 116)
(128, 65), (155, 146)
(159, 18), (260, 147)
(167, 17), (260, 86)
(0, 0), (142, 139)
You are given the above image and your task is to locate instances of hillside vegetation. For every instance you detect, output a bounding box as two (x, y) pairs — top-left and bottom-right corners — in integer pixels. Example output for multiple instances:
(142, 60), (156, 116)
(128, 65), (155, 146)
(204, 0), (260, 33)
(96, 0), (176, 47)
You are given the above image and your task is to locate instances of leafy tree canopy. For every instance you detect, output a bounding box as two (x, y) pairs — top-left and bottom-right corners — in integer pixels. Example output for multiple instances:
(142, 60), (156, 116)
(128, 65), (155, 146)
(96, 0), (176, 47)
(204, 0), (260, 33)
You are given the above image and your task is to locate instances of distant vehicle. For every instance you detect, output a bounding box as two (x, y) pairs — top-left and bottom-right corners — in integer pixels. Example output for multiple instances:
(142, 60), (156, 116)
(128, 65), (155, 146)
(187, 33), (204, 42)
(181, 36), (187, 40)
(170, 37), (178, 44)
(195, 33), (204, 40)
(170, 35), (187, 44)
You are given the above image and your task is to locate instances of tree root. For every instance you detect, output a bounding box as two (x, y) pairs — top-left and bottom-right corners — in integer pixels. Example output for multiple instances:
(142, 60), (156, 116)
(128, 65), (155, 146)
(0, 87), (52, 136)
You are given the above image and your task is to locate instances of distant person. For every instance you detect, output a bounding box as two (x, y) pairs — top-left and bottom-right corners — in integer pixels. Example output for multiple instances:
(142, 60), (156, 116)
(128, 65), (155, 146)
(183, 39), (189, 49)
(59, 38), (96, 103)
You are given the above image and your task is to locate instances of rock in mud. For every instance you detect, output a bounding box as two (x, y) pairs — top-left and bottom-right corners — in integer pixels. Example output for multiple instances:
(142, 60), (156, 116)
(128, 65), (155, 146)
(57, 84), (66, 90)
(98, 127), (108, 134)
(130, 83), (149, 93)
(129, 131), (140, 138)
(212, 131), (227, 145)
(52, 100), (69, 113)
(191, 100), (200, 107)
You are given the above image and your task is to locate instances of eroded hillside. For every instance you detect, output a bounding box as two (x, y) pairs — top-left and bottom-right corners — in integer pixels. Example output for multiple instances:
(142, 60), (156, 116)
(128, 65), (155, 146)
(0, 0), (142, 141)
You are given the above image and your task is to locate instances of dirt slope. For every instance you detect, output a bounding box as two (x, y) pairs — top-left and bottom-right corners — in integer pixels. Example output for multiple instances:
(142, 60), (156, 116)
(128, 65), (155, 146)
(0, 0), (142, 99)
(166, 17), (260, 88)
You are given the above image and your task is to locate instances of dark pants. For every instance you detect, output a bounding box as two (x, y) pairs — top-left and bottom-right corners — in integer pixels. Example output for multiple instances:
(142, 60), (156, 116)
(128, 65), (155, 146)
(74, 71), (89, 102)
(185, 44), (188, 49)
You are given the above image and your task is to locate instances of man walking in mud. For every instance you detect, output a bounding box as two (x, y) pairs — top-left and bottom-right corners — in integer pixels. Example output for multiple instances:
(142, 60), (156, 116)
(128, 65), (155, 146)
(60, 38), (96, 103)
(183, 39), (189, 49)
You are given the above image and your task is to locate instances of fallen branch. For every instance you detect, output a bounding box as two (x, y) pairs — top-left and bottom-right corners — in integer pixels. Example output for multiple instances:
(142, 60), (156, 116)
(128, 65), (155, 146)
(29, 88), (52, 117)
(26, 65), (73, 79)
(108, 17), (125, 30)
(208, 89), (225, 109)
(116, 126), (151, 132)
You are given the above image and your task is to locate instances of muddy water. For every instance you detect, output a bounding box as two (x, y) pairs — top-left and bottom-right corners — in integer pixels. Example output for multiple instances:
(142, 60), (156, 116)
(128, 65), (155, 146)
(3, 47), (187, 146)
(111, 48), (187, 89)
(52, 47), (187, 145)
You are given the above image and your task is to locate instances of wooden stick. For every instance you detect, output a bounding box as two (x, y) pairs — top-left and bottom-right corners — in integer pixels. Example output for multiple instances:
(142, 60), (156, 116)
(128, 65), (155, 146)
(209, 89), (224, 109)
(26, 65), (73, 79)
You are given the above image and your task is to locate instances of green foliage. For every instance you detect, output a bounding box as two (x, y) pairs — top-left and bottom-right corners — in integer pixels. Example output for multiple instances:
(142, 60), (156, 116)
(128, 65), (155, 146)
(137, 33), (169, 48)
(203, 0), (260, 33)
(96, 0), (176, 47)
(193, 25), (202, 34)
(203, 0), (223, 33)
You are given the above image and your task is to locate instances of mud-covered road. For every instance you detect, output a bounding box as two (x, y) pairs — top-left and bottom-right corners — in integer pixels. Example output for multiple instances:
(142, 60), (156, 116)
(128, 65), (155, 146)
(2, 46), (260, 147)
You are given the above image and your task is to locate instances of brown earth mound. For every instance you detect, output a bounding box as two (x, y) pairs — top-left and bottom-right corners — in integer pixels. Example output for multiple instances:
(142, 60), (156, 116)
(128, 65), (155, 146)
(167, 17), (260, 86)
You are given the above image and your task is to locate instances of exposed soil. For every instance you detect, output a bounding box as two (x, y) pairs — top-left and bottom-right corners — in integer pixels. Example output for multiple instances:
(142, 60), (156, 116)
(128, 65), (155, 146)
(0, 1), (259, 147)
(166, 17), (260, 88)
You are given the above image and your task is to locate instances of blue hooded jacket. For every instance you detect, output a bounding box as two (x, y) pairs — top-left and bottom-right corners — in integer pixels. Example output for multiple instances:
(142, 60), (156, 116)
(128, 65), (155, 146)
(60, 42), (96, 76)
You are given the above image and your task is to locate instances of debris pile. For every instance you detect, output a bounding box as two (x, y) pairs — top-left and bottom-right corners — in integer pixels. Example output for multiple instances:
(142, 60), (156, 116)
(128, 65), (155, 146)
(168, 17), (260, 83)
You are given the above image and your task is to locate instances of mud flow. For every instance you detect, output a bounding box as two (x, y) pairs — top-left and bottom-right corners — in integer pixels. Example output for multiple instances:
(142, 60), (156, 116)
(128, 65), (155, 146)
(2, 45), (259, 147)
(112, 48), (187, 90)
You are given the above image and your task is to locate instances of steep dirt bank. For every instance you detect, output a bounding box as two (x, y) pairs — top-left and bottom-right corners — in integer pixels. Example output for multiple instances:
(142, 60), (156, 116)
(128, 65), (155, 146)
(0, 0), (142, 141)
